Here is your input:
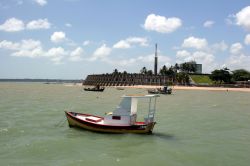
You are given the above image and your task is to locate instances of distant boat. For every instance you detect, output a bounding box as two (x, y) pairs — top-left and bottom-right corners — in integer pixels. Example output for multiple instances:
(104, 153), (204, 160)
(148, 86), (172, 94)
(84, 85), (105, 92)
(116, 87), (124, 90)
(65, 94), (160, 134)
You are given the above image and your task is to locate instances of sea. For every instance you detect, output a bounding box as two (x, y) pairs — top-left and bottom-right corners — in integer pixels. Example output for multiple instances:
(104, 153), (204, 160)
(0, 82), (250, 166)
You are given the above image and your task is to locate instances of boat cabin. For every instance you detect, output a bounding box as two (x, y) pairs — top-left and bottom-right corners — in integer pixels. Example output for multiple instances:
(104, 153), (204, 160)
(103, 94), (159, 126)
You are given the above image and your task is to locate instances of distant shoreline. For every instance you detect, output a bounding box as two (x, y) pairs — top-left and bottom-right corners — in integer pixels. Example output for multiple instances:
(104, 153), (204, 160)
(1, 81), (249, 92)
(81, 84), (250, 93)
(0, 79), (82, 83)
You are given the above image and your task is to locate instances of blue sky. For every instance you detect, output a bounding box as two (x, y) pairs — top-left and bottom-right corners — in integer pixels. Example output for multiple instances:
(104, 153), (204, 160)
(0, 0), (250, 79)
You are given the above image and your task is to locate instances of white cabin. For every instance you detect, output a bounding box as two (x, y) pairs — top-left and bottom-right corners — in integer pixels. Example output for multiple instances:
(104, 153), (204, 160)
(103, 94), (159, 126)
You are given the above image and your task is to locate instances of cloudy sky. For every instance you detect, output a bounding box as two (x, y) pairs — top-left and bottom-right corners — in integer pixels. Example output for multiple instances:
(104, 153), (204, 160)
(0, 0), (250, 79)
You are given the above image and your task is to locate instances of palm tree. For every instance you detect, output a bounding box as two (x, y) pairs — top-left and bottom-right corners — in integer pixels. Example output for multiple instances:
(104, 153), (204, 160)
(140, 67), (147, 75)
(147, 70), (153, 75)
(159, 65), (168, 75)
(113, 69), (119, 75)
(176, 72), (190, 85)
(174, 63), (179, 73)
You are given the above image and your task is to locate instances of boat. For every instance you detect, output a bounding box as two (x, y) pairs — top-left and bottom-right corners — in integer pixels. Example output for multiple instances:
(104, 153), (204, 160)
(116, 87), (125, 90)
(148, 86), (172, 94)
(84, 85), (105, 92)
(65, 94), (160, 134)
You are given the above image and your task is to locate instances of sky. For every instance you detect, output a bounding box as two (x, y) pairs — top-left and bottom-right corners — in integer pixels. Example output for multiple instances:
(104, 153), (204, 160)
(0, 0), (250, 79)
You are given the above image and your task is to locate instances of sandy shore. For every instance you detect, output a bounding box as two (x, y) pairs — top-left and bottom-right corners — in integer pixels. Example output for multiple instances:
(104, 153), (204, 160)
(172, 86), (250, 92)
(66, 83), (250, 92)
(122, 85), (250, 92)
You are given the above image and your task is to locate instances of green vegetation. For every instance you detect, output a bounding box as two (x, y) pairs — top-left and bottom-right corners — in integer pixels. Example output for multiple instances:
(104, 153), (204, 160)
(209, 68), (231, 84)
(191, 75), (213, 85)
(140, 67), (153, 75)
(232, 69), (250, 81)
(180, 61), (197, 73)
(209, 68), (250, 84)
(112, 65), (250, 86)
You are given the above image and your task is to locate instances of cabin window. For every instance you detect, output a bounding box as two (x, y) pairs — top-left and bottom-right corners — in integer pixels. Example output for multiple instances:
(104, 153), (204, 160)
(112, 116), (121, 120)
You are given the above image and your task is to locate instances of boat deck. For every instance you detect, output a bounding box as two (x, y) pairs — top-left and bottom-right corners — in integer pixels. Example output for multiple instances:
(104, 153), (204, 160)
(75, 114), (146, 126)
(76, 115), (105, 125)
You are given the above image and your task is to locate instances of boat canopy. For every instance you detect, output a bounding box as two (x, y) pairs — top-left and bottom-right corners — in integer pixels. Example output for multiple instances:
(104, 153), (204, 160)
(112, 94), (159, 119)
(122, 94), (160, 98)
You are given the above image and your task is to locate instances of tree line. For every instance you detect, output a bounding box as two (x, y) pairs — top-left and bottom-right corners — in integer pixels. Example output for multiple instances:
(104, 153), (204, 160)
(110, 62), (197, 85)
(209, 68), (250, 84)
(110, 61), (250, 85)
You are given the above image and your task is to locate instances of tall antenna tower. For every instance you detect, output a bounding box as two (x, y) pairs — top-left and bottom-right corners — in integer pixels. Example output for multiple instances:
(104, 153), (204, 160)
(154, 43), (158, 75)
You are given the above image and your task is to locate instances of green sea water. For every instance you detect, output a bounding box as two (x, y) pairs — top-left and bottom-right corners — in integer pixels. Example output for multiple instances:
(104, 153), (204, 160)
(0, 83), (250, 166)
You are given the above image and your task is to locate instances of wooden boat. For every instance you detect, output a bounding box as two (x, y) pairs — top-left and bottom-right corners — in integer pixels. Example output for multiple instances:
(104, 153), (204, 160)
(65, 94), (160, 134)
(148, 86), (172, 94)
(116, 87), (125, 90)
(84, 85), (105, 92)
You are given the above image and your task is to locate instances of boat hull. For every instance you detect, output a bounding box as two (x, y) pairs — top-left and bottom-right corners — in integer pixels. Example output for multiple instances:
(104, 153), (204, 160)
(65, 111), (156, 134)
(84, 88), (104, 92)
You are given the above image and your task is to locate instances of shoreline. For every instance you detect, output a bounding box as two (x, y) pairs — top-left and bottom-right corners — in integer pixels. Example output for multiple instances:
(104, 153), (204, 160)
(4, 82), (250, 92)
(172, 86), (250, 93)
(79, 84), (250, 93)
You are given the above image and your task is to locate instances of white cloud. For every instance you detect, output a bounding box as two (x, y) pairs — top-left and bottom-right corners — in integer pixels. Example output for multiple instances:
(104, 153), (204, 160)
(244, 34), (250, 45)
(0, 40), (20, 50)
(113, 37), (148, 49)
(91, 44), (111, 61)
(225, 39), (250, 70)
(17, 0), (23, 5)
(203, 20), (215, 28)
(226, 54), (250, 71)
(83, 40), (90, 46)
(235, 6), (250, 31)
(104, 58), (137, 67)
(137, 54), (172, 67)
(0, 39), (68, 64)
(19, 39), (42, 50)
(192, 51), (215, 65)
(1, 39), (41, 50)
(12, 47), (43, 58)
(230, 43), (243, 54)
(45, 47), (66, 64)
(50, 31), (66, 43)
(0, 39), (43, 58)
(225, 14), (235, 25)
(69, 47), (83, 61)
(176, 50), (191, 59)
(0, 18), (51, 32)
(26, 19), (51, 30)
(176, 50), (215, 73)
(113, 40), (131, 49)
(0, 18), (24, 32)
(126, 37), (148, 46)
(11, 39), (43, 58)
(182, 36), (208, 49)
(34, 0), (47, 6)
(211, 41), (228, 52)
(143, 14), (182, 33)
(65, 23), (72, 27)
(104, 53), (171, 67)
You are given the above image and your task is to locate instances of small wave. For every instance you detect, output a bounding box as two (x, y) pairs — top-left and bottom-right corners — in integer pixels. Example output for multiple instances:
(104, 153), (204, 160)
(0, 128), (8, 132)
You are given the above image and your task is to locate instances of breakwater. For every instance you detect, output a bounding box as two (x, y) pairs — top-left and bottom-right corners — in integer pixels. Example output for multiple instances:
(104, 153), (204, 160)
(83, 74), (173, 86)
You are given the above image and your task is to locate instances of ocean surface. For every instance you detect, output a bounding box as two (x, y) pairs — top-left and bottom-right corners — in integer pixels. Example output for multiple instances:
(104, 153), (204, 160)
(0, 83), (250, 166)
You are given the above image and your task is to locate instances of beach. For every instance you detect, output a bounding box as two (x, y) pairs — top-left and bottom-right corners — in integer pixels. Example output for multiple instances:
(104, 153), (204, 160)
(79, 84), (250, 93)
